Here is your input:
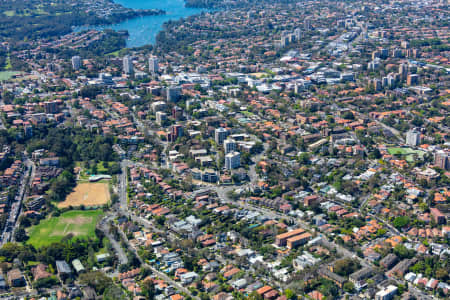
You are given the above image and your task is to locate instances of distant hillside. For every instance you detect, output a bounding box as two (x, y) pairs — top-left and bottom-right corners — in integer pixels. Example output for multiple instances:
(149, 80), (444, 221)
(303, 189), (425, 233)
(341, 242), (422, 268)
(0, 0), (164, 42)
(185, 0), (294, 8)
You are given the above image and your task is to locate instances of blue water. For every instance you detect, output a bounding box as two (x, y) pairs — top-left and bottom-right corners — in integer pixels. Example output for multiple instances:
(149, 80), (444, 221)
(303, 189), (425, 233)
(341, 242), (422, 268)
(75, 0), (204, 48)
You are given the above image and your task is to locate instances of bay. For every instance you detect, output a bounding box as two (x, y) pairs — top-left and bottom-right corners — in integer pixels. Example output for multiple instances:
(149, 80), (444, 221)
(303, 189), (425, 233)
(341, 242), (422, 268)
(75, 0), (204, 48)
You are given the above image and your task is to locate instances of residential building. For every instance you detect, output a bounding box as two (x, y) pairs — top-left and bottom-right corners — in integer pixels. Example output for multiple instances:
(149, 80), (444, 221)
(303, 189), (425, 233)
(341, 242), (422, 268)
(123, 56), (133, 74)
(71, 56), (81, 70)
(287, 232), (312, 249)
(7, 269), (25, 287)
(406, 130), (421, 146)
(156, 111), (168, 125)
(225, 151), (240, 170)
(407, 74), (419, 86)
(224, 139), (237, 154)
(275, 228), (306, 247)
(430, 208), (446, 225)
(170, 125), (184, 142)
(375, 285), (397, 300)
(149, 56), (159, 74)
(215, 127), (228, 145)
(167, 86), (182, 102)
(435, 151), (449, 170)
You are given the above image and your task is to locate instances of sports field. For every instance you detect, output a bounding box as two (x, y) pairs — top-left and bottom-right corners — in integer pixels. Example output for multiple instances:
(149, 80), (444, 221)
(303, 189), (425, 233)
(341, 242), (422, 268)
(387, 147), (425, 162)
(0, 71), (19, 80)
(27, 210), (102, 248)
(58, 182), (110, 208)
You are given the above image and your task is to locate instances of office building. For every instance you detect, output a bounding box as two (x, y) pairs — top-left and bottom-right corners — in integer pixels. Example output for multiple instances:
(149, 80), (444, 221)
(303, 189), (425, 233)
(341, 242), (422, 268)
(71, 56), (81, 70)
(225, 151), (240, 170)
(406, 130), (421, 146)
(123, 56), (133, 74)
(215, 127), (228, 145)
(149, 56), (159, 74)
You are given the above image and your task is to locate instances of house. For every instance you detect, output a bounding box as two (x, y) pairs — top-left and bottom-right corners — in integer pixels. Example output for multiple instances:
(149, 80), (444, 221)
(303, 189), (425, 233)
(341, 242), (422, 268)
(257, 285), (274, 297)
(308, 290), (324, 300)
(293, 251), (321, 271)
(212, 292), (233, 300)
(179, 272), (198, 285)
(232, 278), (247, 290)
(32, 264), (52, 281)
(304, 195), (321, 207)
(223, 267), (240, 279)
(7, 268), (26, 287)
(264, 289), (279, 299)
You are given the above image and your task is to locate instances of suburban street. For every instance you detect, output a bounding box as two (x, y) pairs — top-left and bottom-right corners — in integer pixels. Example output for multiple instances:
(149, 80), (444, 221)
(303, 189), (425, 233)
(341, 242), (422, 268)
(1, 156), (34, 246)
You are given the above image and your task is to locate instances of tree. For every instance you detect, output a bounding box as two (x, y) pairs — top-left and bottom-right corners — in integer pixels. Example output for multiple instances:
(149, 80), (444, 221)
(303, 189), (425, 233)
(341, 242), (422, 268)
(103, 285), (128, 300)
(79, 271), (113, 295)
(142, 279), (155, 299)
(343, 281), (355, 293)
(284, 288), (296, 299)
(393, 244), (413, 259)
(393, 216), (410, 229)
(251, 142), (264, 154)
(435, 268), (448, 281)
(14, 227), (28, 242)
(342, 111), (355, 120)
(33, 276), (59, 289)
(80, 85), (102, 99)
(333, 258), (360, 277)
